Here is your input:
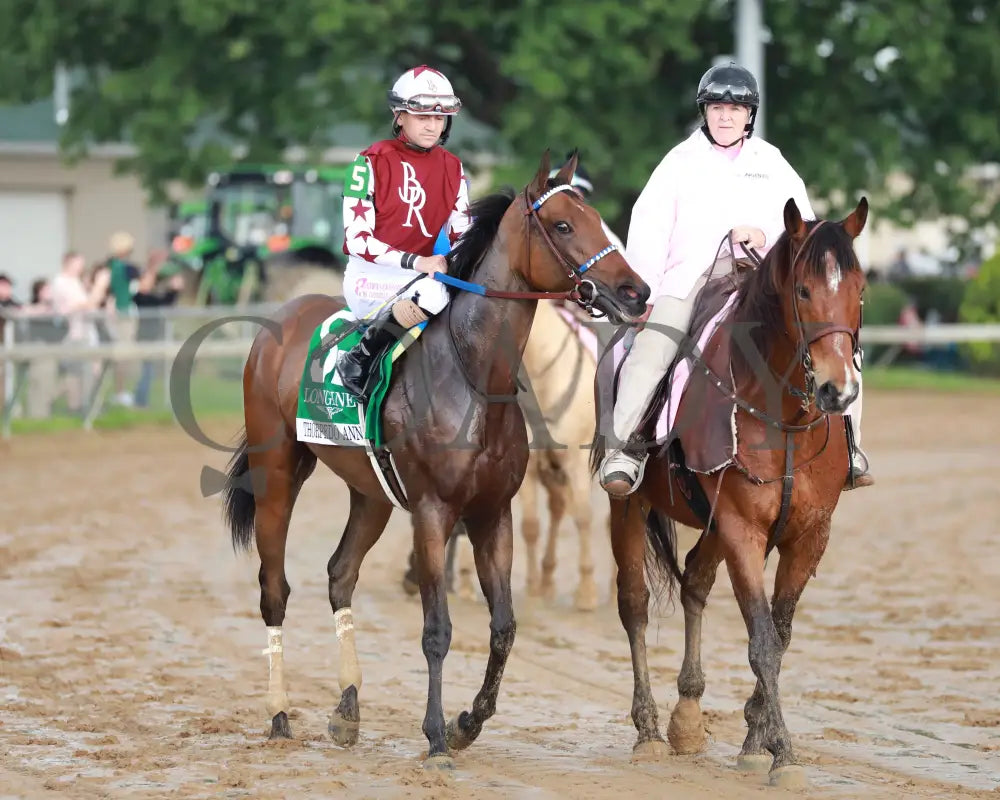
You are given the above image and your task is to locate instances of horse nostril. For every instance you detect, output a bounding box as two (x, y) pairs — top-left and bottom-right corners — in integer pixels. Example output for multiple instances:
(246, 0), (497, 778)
(817, 382), (838, 407)
(618, 284), (639, 301)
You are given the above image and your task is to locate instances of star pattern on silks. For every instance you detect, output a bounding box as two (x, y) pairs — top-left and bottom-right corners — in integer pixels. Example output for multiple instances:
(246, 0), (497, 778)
(448, 227), (463, 246)
(349, 198), (370, 221)
(412, 66), (444, 78)
(359, 246), (379, 264)
(353, 230), (372, 242)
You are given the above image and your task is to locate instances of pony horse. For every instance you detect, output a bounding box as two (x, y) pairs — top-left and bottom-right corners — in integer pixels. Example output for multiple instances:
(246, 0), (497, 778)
(221, 152), (649, 769)
(595, 198), (868, 788)
(409, 299), (607, 610)
(518, 300), (603, 610)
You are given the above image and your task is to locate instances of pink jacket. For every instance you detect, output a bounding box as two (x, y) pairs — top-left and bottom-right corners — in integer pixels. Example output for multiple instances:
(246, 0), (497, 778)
(625, 130), (815, 300)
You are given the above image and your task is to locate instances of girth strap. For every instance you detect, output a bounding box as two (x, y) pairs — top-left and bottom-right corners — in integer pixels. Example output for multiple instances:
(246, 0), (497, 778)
(766, 433), (796, 555)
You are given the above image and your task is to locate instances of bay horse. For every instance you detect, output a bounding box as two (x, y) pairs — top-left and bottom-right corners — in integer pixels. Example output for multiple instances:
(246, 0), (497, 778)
(221, 151), (649, 769)
(594, 198), (868, 788)
(403, 299), (607, 610)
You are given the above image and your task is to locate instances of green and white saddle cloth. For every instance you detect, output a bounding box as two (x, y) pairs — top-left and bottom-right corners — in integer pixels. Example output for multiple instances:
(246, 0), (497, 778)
(295, 309), (425, 449)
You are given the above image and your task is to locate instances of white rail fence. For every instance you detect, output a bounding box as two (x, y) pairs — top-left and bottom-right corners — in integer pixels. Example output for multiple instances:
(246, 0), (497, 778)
(2, 305), (999, 438)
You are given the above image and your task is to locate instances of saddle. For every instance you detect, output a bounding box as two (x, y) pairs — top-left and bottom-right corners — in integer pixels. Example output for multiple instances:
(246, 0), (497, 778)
(624, 236), (759, 475)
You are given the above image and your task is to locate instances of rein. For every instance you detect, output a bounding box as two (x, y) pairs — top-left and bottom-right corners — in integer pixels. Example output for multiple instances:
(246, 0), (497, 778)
(441, 182), (626, 401)
(674, 225), (860, 554)
(434, 183), (621, 317)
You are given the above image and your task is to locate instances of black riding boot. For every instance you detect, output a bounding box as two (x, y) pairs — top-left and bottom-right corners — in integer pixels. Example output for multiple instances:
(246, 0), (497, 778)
(337, 307), (407, 402)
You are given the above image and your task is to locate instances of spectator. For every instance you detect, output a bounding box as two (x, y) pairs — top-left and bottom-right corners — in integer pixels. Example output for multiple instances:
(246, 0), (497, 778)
(50, 252), (111, 413)
(889, 248), (912, 281)
(19, 279), (58, 355)
(0, 273), (20, 309)
(898, 297), (923, 357)
(132, 250), (184, 408)
(0, 273), (18, 398)
(0, 273), (20, 346)
(29, 278), (52, 309)
(105, 231), (141, 407)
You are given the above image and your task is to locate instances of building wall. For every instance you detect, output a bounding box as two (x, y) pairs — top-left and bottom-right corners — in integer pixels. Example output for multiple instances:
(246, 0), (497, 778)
(0, 148), (168, 284)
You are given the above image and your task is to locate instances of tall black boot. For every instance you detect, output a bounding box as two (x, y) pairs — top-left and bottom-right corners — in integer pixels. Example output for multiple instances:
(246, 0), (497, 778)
(336, 307), (407, 402)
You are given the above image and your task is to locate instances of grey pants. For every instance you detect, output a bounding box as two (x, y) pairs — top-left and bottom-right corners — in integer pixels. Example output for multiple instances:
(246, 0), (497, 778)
(611, 269), (716, 443)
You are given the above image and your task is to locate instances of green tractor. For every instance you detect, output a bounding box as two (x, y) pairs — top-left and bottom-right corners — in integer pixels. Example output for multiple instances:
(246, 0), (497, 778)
(168, 165), (349, 305)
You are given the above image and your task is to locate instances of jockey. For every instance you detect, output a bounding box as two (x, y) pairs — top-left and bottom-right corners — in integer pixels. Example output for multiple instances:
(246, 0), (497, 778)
(547, 152), (624, 250)
(599, 61), (873, 496)
(336, 65), (471, 401)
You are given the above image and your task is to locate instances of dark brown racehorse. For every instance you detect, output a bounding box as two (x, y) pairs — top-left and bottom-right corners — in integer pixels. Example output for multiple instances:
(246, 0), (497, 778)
(595, 198), (868, 788)
(221, 152), (649, 769)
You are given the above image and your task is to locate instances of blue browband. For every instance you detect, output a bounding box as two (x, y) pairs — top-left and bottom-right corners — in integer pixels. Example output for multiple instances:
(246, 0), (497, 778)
(531, 183), (619, 273)
(531, 183), (579, 211)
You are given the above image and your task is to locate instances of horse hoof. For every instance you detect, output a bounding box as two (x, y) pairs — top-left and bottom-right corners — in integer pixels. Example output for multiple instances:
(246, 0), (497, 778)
(574, 582), (600, 612)
(268, 711), (292, 740)
(328, 715), (360, 747)
(667, 698), (706, 754)
(631, 738), (670, 762)
(736, 753), (772, 773)
(445, 716), (474, 751)
(424, 753), (456, 771)
(770, 765), (808, 789)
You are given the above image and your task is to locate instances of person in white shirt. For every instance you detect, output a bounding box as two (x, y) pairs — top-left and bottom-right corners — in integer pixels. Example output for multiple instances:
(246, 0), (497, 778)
(599, 61), (873, 496)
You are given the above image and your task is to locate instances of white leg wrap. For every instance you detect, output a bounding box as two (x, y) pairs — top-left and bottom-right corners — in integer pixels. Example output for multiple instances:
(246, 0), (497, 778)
(846, 372), (863, 446)
(334, 608), (362, 692)
(262, 626), (289, 717)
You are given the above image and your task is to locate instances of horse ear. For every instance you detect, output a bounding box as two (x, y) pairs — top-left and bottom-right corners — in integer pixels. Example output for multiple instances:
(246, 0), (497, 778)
(841, 196), (869, 239)
(531, 150), (552, 197)
(554, 149), (579, 188)
(783, 197), (807, 238)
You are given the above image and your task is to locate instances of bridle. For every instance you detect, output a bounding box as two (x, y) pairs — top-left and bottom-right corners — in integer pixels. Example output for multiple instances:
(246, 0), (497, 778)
(521, 183), (622, 318)
(785, 221), (862, 407)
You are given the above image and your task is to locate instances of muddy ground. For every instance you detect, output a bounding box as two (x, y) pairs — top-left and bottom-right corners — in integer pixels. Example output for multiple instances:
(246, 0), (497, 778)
(1, 390), (998, 799)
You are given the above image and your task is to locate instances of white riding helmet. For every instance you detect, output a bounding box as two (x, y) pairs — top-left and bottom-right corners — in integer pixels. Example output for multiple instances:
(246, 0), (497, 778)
(388, 65), (462, 146)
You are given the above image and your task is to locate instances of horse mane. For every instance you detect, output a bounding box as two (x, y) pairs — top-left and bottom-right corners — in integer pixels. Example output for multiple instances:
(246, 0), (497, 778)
(732, 219), (862, 355)
(447, 187), (517, 282)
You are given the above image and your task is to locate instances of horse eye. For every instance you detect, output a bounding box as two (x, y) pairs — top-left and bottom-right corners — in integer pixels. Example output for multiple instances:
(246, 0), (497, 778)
(554, 221), (572, 235)
(796, 284), (811, 300)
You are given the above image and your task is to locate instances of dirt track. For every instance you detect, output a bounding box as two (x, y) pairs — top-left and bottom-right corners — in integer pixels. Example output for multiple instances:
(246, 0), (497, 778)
(2, 390), (999, 799)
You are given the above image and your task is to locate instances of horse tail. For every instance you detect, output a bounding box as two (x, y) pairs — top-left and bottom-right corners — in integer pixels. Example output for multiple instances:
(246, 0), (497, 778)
(222, 430), (256, 553)
(589, 431), (606, 477)
(644, 506), (684, 606)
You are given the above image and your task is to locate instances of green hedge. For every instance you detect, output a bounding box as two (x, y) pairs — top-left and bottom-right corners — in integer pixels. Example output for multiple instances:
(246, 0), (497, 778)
(958, 251), (1000, 375)
(893, 276), (966, 323)
(863, 282), (909, 325)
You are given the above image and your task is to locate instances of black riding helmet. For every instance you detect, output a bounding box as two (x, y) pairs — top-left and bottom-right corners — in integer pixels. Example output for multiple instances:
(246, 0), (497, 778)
(696, 62), (760, 144)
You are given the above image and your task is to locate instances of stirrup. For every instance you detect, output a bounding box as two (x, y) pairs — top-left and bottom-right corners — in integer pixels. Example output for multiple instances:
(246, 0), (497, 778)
(599, 447), (649, 497)
(336, 311), (402, 401)
(843, 448), (874, 491)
